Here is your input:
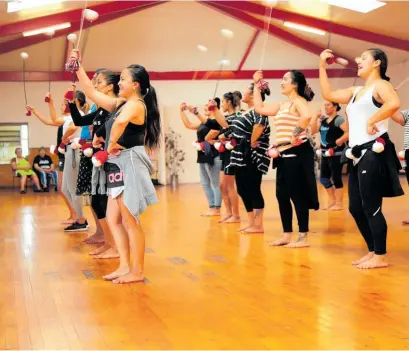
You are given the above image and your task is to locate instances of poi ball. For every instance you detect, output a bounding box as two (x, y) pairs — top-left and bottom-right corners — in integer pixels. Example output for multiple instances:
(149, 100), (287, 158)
(398, 150), (405, 161)
(67, 33), (77, 43)
(20, 52), (29, 60)
(92, 150), (108, 167)
(258, 79), (269, 91)
(64, 90), (74, 101)
(83, 9), (99, 22)
(326, 57), (335, 65)
(267, 147), (279, 158)
(220, 29), (234, 39)
(82, 142), (93, 157)
(214, 141), (225, 153)
(225, 139), (237, 151)
(336, 57), (349, 66)
(325, 148), (334, 157)
(58, 142), (66, 154)
(316, 149), (322, 157)
(50, 145), (56, 154)
(70, 137), (82, 150)
(372, 138), (385, 153)
(44, 96), (50, 103)
(345, 148), (356, 160)
(25, 109), (31, 116)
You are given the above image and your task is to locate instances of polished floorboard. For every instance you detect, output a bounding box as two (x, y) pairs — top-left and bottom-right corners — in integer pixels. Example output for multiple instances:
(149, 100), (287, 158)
(1, 178), (409, 350)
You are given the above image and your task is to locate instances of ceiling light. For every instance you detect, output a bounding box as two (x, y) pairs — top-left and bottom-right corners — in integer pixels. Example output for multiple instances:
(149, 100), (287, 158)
(283, 21), (326, 36)
(219, 59), (230, 66)
(7, 0), (66, 13)
(319, 0), (386, 13)
(197, 45), (208, 52)
(22, 22), (71, 37)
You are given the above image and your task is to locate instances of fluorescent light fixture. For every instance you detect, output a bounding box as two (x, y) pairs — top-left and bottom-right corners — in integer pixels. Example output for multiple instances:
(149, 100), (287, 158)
(7, 0), (66, 13)
(283, 21), (326, 36)
(22, 22), (71, 37)
(319, 0), (386, 13)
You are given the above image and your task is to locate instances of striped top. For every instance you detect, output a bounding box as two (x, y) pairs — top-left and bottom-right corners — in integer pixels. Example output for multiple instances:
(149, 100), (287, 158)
(402, 110), (409, 150)
(274, 102), (308, 152)
(227, 108), (271, 174)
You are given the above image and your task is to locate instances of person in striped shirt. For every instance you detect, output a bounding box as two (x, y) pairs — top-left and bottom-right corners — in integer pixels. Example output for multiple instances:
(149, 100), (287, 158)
(253, 70), (319, 248)
(211, 83), (271, 233)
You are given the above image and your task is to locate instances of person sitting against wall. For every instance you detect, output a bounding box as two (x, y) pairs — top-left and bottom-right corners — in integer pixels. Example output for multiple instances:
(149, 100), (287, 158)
(10, 147), (41, 194)
(33, 147), (58, 192)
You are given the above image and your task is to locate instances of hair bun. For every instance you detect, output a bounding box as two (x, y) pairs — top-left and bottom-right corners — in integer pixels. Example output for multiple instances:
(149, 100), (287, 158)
(304, 84), (315, 101)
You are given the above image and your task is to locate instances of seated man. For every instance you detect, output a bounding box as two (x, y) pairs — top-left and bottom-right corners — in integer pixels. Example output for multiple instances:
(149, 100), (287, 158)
(33, 147), (58, 192)
(10, 147), (41, 194)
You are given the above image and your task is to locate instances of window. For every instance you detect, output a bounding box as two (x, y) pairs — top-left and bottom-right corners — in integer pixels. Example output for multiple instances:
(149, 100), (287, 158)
(0, 123), (29, 164)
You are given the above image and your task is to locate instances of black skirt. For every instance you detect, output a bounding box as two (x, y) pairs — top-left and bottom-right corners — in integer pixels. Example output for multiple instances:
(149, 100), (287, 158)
(76, 151), (93, 195)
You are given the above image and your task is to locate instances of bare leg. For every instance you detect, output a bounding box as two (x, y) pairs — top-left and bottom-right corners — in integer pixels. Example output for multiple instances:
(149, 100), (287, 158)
(83, 208), (105, 244)
(330, 188), (344, 211)
(223, 176), (240, 223)
(112, 197), (145, 284)
(20, 175), (27, 192)
(324, 187), (335, 210)
(238, 211), (254, 232)
(243, 208), (264, 233)
(218, 172), (233, 222)
(91, 218), (119, 259)
(31, 173), (41, 190)
(103, 195), (130, 280)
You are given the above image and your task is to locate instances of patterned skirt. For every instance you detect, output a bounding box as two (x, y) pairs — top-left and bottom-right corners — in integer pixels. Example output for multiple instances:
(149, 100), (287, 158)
(76, 150), (93, 195)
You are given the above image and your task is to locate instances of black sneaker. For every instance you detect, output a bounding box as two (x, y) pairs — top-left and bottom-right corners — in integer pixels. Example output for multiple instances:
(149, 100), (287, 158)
(64, 220), (89, 232)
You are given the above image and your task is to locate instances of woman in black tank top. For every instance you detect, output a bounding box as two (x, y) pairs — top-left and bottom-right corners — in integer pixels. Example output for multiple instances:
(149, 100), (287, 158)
(310, 100), (348, 211)
(70, 48), (161, 284)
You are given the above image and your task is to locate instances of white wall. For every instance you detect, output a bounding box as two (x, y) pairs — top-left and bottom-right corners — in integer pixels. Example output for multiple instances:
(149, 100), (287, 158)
(0, 75), (368, 185)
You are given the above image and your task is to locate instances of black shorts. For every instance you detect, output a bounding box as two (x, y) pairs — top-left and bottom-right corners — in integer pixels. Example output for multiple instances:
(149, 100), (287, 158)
(105, 163), (124, 189)
(221, 151), (235, 176)
(58, 156), (65, 172)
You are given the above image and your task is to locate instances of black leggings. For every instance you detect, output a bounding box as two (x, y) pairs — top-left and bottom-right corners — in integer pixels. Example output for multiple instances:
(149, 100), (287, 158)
(276, 142), (316, 233)
(91, 185), (108, 220)
(348, 151), (387, 255)
(404, 149), (409, 186)
(320, 155), (343, 188)
(235, 163), (264, 212)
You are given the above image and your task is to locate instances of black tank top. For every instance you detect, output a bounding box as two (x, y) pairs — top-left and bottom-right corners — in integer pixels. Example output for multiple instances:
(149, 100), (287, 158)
(105, 100), (146, 149)
(319, 115), (344, 151)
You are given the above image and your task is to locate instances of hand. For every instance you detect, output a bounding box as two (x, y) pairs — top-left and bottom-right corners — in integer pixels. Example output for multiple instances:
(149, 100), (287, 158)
(367, 122), (379, 135)
(290, 135), (300, 145)
(93, 135), (104, 149)
(45, 92), (53, 103)
(218, 134), (226, 141)
(319, 49), (334, 66)
(62, 137), (70, 145)
(208, 140), (216, 145)
(335, 139), (343, 147)
(180, 102), (188, 111)
(107, 142), (125, 156)
(253, 70), (263, 84)
(188, 105), (198, 115)
(26, 105), (34, 113)
(69, 49), (81, 62)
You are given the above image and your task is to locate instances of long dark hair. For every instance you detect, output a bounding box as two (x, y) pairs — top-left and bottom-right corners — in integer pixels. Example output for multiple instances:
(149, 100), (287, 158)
(75, 90), (86, 107)
(367, 48), (390, 81)
(97, 69), (120, 95)
(127, 64), (161, 149)
(223, 91), (241, 108)
(289, 70), (314, 101)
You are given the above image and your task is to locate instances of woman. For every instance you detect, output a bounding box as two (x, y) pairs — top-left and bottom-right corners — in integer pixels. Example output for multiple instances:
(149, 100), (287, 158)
(27, 97), (84, 227)
(180, 101), (222, 216)
(310, 100), (348, 210)
(11, 147), (41, 193)
(209, 92), (241, 223)
(212, 83), (271, 233)
(68, 69), (120, 259)
(319, 48), (402, 269)
(71, 48), (160, 283)
(253, 70), (319, 247)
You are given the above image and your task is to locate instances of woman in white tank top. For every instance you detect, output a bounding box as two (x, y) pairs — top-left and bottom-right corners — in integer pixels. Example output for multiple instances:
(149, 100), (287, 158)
(319, 48), (402, 270)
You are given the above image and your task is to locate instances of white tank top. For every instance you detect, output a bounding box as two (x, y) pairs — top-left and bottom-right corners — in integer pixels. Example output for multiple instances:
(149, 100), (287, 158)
(346, 84), (387, 147)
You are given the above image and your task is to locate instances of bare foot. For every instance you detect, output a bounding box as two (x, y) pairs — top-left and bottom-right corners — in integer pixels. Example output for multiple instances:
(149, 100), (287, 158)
(83, 233), (105, 245)
(352, 252), (374, 265)
(269, 234), (291, 246)
(356, 255), (388, 269)
(89, 244), (110, 256)
(284, 234), (310, 248)
(223, 216), (240, 223)
(218, 215), (232, 223)
(201, 210), (220, 217)
(237, 224), (252, 232)
(94, 247), (119, 259)
(242, 226), (264, 233)
(323, 203), (335, 210)
(112, 272), (145, 284)
(330, 204), (343, 211)
(103, 267), (130, 281)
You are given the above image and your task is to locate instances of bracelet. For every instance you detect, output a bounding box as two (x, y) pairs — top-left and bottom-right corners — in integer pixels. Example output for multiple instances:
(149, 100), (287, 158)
(292, 126), (305, 136)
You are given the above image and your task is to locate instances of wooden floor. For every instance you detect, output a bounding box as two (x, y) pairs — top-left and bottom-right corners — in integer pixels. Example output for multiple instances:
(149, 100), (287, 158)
(1, 178), (409, 350)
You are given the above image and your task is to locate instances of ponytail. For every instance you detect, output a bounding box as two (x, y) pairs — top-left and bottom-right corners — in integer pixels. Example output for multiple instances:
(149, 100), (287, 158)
(368, 48), (390, 82)
(143, 85), (161, 149)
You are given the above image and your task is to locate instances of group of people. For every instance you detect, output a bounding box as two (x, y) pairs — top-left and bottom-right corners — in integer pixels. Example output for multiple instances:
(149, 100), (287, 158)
(24, 48), (160, 284)
(14, 46), (405, 284)
(181, 47), (404, 270)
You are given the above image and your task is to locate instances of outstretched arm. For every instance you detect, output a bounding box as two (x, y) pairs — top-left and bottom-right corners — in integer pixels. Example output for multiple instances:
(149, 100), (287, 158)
(180, 107), (200, 130)
(27, 105), (58, 126)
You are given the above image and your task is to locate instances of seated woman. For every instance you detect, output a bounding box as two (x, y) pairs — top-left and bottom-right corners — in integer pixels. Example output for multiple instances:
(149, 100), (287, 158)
(33, 147), (58, 191)
(11, 147), (41, 194)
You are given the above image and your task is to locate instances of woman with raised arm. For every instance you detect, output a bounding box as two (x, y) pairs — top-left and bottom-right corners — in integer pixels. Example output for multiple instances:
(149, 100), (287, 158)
(319, 48), (402, 269)
(180, 101), (222, 216)
(27, 95), (87, 230)
(211, 83), (271, 233)
(70, 49), (160, 284)
(253, 70), (319, 248)
(68, 70), (120, 259)
(310, 100), (348, 210)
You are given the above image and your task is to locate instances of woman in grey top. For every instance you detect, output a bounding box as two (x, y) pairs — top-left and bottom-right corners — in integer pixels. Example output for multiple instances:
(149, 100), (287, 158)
(70, 49), (161, 284)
